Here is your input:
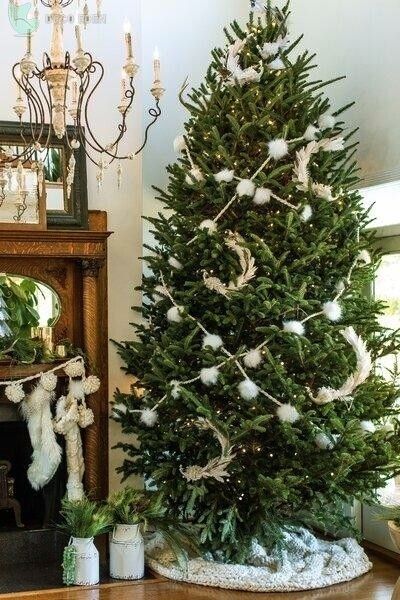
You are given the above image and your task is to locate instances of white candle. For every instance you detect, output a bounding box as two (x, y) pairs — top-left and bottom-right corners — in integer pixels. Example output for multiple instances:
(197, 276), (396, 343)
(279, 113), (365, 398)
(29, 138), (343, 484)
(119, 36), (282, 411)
(75, 11), (83, 51)
(123, 18), (133, 59)
(153, 46), (161, 82)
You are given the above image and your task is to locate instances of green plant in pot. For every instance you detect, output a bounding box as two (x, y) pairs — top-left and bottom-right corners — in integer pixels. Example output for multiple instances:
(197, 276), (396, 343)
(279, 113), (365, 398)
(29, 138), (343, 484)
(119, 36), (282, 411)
(107, 487), (198, 580)
(58, 497), (112, 587)
(377, 505), (400, 552)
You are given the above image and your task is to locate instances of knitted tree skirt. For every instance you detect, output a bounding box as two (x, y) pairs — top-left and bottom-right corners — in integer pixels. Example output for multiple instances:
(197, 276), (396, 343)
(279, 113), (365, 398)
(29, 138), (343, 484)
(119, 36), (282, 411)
(146, 528), (372, 592)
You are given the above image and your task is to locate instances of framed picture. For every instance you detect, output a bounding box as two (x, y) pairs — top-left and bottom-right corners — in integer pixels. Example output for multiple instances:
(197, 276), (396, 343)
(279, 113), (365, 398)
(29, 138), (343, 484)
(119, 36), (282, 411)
(0, 155), (46, 230)
(0, 121), (88, 230)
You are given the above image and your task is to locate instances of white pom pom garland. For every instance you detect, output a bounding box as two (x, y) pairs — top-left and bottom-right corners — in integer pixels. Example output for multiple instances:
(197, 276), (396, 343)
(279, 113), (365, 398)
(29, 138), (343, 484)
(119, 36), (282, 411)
(140, 408), (158, 427)
(40, 372), (58, 392)
(168, 256), (183, 270)
(5, 383), (25, 404)
(318, 113), (336, 130)
(277, 403), (300, 423)
(236, 179), (256, 198)
(323, 301), (342, 322)
(268, 139), (289, 160)
(243, 348), (263, 369)
(202, 334), (224, 350)
(173, 135), (186, 153)
(167, 306), (184, 323)
(253, 188), (272, 205)
(200, 366), (220, 386)
(199, 220), (217, 234)
(238, 378), (259, 400)
(301, 205), (313, 222)
(214, 169), (235, 183)
(65, 360), (85, 378)
(283, 321), (305, 336)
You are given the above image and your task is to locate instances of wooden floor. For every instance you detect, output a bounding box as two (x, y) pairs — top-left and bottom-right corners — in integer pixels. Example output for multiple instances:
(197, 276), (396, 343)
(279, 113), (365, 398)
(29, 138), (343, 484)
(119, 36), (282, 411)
(1, 552), (400, 600)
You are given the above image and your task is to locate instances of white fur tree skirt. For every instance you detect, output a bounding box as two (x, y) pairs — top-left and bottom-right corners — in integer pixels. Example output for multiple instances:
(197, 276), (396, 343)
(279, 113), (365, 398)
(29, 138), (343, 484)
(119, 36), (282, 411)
(146, 529), (372, 592)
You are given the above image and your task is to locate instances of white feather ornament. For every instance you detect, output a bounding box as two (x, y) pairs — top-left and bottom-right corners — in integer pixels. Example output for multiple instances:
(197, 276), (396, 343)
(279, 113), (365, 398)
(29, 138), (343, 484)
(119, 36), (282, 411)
(5, 383), (25, 404)
(40, 372), (58, 392)
(202, 334), (223, 351)
(167, 306), (184, 323)
(260, 35), (289, 58)
(140, 408), (158, 427)
(238, 378), (259, 400)
(173, 135), (186, 153)
(312, 183), (335, 201)
(315, 432), (336, 450)
(358, 250), (371, 265)
(243, 348), (263, 369)
(214, 169), (235, 183)
(323, 301), (342, 322)
(323, 137), (345, 152)
(199, 220), (217, 234)
(82, 375), (101, 395)
(236, 179), (256, 198)
(64, 360), (85, 378)
(268, 138), (289, 160)
(277, 403), (300, 424)
(304, 125), (319, 141)
(200, 366), (220, 386)
(185, 167), (204, 185)
(283, 321), (305, 336)
(360, 420), (376, 434)
(168, 256), (183, 270)
(253, 187), (272, 205)
(301, 205), (313, 222)
(170, 380), (181, 399)
(318, 113), (336, 130)
(268, 57), (285, 70)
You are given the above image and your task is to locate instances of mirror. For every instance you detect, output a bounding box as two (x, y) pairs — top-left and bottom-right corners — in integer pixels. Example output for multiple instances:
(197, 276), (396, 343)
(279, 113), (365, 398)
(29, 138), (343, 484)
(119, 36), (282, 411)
(0, 274), (61, 351)
(0, 122), (88, 230)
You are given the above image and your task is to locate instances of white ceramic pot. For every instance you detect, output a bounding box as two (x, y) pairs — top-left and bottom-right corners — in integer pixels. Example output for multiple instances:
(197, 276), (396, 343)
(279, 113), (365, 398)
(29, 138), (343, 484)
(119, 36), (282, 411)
(110, 524), (145, 580)
(71, 537), (99, 586)
(388, 520), (400, 552)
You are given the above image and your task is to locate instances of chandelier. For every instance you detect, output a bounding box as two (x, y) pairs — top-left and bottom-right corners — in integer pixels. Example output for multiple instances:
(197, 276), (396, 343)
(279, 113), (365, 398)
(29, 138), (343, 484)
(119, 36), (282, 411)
(8, 0), (164, 196)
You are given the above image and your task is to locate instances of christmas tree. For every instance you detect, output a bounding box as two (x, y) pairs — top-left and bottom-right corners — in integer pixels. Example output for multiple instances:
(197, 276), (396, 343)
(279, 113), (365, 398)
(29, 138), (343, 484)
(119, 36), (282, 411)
(114, 3), (400, 564)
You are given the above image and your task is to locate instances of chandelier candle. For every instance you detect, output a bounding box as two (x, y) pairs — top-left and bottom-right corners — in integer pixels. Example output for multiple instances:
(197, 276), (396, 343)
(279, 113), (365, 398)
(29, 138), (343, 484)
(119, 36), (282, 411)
(9, 0), (163, 195)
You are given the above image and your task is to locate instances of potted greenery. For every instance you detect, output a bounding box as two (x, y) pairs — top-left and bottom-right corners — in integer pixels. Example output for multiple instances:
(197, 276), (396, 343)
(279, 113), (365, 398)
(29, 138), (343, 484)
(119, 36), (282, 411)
(107, 487), (197, 580)
(58, 497), (111, 586)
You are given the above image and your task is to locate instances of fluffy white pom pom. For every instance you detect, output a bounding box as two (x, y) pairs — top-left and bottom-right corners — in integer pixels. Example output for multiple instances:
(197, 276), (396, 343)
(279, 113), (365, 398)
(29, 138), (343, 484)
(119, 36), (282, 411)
(214, 169), (235, 183)
(168, 256), (183, 270)
(268, 57), (285, 70)
(5, 383), (25, 404)
(236, 179), (256, 198)
(200, 366), (220, 386)
(253, 187), (272, 205)
(170, 380), (181, 399)
(358, 250), (371, 265)
(112, 403), (128, 415)
(323, 137), (345, 152)
(140, 408), (158, 427)
(318, 113), (336, 130)
(185, 167), (204, 185)
(315, 432), (336, 450)
(243, 348), (263, 369)
(301, 205), (313, 222)
(322, 301), (342, 322)
(173, 135), (186, 153)
(167, 306), (184, 323)
(202, 334), (223, 350)
(83, 375), (101, 395)
(238, 378), (259, 400)
(40, 372), (58, 392)
(304, 125), (319, 141)
(277, 403), (300, 423)
(283, 321), (305, 336)
(360, 420), (376, 434)
(268, 138), (289, 160)
(199, 220), (217, 234)
(65, 360), (85, 378)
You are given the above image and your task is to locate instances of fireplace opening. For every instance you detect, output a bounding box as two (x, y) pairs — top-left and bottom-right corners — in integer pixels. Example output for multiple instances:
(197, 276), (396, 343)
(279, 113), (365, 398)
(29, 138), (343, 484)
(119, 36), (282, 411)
(0, 408), (67, 532)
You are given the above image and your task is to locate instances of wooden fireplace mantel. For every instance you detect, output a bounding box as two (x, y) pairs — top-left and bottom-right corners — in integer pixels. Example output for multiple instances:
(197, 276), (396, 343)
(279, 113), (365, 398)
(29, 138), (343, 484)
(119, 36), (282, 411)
(0, 211), (112, 500)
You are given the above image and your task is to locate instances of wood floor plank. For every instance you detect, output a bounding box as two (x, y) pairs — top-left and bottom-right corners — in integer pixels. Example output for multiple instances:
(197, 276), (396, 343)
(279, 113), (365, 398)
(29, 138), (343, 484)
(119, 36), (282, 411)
(1, 553), (399, 600)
